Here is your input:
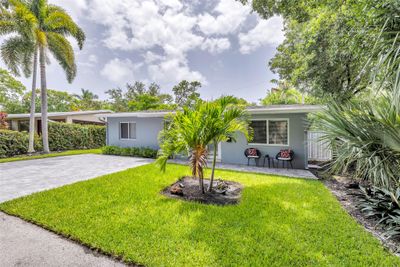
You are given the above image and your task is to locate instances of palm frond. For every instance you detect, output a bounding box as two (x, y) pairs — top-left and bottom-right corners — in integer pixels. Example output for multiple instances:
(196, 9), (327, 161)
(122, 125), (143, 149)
(1, 35), (34, 76)
(46, 31), (76, 82)
(44, 5), (85, 49)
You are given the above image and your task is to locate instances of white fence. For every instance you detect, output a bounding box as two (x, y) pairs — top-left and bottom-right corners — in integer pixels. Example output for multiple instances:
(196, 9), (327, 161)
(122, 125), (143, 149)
(307, 131), (332, 161)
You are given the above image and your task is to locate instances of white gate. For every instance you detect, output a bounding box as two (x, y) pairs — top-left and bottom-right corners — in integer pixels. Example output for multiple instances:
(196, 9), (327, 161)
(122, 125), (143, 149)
(307, 131), (332, 161)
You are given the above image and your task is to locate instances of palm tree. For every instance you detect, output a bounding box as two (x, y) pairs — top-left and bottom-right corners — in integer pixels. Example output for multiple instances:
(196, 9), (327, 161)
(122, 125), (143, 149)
(156, 98), (251, 194)
(157, 103), (212, 193)
(33, 0), (85, 153)
(0, 0), (37, 153)
(207, 96), (252, 191)
(1, 0), (84, 153)
(74, 88), (99, 110)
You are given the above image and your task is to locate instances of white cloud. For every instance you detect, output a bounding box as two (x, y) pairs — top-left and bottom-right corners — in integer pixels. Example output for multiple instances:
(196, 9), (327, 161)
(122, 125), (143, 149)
(201, 38), (231, 54)
(83, 0), (283, 86)
(88, 54), (98, 64)
(197, 0), (250, 35)
(101, 58), (142, 83)
(239, 16), (285, 54)
(148, 58), (206, 85)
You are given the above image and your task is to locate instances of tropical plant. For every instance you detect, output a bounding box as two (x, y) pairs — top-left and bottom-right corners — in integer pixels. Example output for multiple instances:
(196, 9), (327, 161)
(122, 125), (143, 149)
(0, 1), (37, 153)
(207, 96), (252, 191)
(156, 98), (251, 193)
(358, 186), (400, 239)
(156, 103), (212, 193)
(2, 0), (85, 153)
(314, 10), (400, 192)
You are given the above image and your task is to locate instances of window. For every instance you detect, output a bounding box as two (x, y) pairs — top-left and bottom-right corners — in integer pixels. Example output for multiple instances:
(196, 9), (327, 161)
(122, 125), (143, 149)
(249, 119), (289, 145)
(268, 120), (288, 145)
(250, 121), (267, 144)
(120, 122), (136, 140)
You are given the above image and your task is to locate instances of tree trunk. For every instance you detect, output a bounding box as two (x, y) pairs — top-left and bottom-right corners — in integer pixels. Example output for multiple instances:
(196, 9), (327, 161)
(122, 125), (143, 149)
(208, 140), (217, 192)
(28, 48), (38, 154)
(39, 45), (49, 153)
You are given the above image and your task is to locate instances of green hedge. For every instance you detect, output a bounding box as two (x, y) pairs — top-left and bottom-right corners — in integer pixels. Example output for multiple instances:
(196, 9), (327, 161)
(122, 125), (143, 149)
(48, 122), (106, 151)
(0, 122), (106, 158)
(0, 130), (42, 158)
(102, 145), (158, 158)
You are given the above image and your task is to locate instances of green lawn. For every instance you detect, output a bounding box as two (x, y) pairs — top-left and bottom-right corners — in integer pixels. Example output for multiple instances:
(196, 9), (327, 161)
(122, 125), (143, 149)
(0, 164), (398, 266)
(0, 149), (102, 163)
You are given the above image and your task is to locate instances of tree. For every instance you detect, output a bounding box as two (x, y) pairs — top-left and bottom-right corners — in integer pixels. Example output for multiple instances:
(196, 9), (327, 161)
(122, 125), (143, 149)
(172, 80), (201, 108)
(73, 88), (103, 110)
(4, 0), (85, 153)
(0, 68), (26, 113)
(207, 96), (252, 191)
(241, 0), (391, 100)
(107, 82), (175, 112)
(22, 89), (76, 113)
(0, 0), (38, 152)
(156, 98), (251, 194)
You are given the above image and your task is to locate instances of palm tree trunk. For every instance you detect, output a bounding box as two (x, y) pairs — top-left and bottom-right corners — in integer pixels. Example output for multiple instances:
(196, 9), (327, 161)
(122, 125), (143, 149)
(39, 45), (49, 153)
(28, 48), (38, 154)
(208, 140), (217, 192)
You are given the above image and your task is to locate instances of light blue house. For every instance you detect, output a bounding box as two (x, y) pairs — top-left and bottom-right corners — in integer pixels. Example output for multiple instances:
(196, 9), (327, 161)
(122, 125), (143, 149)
(99, 105), (322, 169)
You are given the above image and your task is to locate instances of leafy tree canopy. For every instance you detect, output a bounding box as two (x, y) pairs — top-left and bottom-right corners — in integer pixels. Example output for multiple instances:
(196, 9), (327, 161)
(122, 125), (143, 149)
(242, 0), (399, 100)
(261, 80), (319, 105)
(172, 80), (201, 108)
(0, 68), (26, 113)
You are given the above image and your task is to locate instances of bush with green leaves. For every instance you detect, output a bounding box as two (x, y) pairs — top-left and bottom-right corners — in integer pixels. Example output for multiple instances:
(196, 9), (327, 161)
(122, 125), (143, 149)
(102, 146), (158, 158)
(0, 130), (42, 158)
(358, 186), (400, 239)
(48, 122), (105, 151)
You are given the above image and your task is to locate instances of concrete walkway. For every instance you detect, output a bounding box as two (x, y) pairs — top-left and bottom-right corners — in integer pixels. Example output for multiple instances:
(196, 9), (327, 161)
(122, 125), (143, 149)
(0, 212), (125, 267)
(171, 160), (317, 179)
(1, 154), (154, 266)
(0, 154), (153, 202)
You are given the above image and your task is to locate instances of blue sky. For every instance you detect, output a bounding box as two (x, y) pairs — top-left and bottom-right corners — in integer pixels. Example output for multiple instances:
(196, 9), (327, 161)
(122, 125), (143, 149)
(5, 0), (285, 103)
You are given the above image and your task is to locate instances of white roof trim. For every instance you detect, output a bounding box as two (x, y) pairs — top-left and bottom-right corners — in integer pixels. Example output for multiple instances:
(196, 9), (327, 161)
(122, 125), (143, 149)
(246, 105), (323, 114)
(7, 110), (113, 119)
(97, 111), (174, 118)
(98, 105), (323, 118)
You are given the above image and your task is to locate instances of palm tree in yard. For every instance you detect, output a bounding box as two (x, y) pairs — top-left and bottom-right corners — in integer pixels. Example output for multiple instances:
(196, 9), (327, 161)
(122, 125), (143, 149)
(207, 96), (252, 191)
(1, 0), (85, 153)
(156, 97), (251, 194)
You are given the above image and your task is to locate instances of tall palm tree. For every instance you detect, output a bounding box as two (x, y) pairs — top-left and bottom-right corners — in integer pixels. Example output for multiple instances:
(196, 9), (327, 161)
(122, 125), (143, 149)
(1, 0), (84, 153)
(32, 0), (85, 153)
(0, 0), (37, 153)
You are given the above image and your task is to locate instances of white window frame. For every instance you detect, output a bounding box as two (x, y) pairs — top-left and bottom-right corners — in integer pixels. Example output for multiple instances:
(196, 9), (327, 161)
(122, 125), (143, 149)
(248, 118), (289, 146)
(119, 122), (136, 140)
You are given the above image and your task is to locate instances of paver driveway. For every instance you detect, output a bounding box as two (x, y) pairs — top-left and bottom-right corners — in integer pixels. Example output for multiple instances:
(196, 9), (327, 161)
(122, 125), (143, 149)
(0, 154), (153, 266)
(0, 154), (153, 203)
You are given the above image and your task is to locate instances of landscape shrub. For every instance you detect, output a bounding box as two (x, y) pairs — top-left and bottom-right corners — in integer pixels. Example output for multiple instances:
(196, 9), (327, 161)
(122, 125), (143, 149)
(0, 130), (42, 158)
(48, 122), (105, 151)
(102, 145), (158, 158)
(358, 186), (400, 239)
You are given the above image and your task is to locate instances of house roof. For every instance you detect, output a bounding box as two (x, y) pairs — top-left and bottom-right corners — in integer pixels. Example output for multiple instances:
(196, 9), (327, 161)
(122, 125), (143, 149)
(98, 105), (323, 118)
(7, 110), (113, 119)
(246, 104), (323, 114)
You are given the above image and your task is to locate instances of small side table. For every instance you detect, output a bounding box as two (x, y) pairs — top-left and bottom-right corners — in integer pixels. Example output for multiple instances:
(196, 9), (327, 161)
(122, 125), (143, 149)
(263, 155), (274, 168)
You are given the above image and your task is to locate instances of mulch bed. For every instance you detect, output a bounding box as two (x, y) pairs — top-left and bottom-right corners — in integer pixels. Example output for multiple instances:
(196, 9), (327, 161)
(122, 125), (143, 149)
(161, 176), (243, 206)
(323, 177), (400, 256)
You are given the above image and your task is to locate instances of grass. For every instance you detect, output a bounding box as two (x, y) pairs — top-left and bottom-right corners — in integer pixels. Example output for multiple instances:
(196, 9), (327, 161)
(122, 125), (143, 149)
(1, 164), (398, 266)
(0, 149), (102, 163)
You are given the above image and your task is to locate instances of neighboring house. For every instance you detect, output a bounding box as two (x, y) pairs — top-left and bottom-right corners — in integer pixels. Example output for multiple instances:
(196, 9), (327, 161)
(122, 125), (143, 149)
(100, 105), (322, 169)
(7, 110), (113, 133)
